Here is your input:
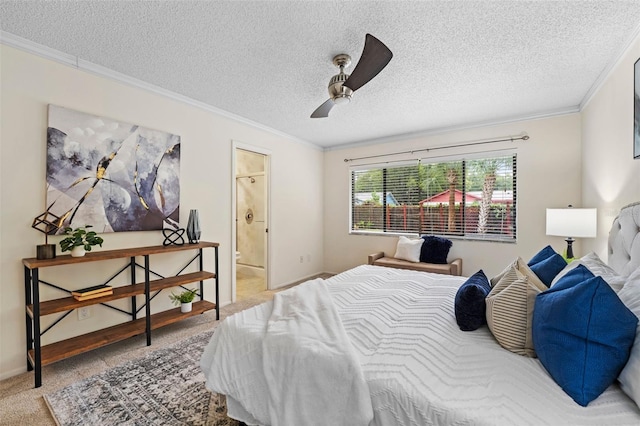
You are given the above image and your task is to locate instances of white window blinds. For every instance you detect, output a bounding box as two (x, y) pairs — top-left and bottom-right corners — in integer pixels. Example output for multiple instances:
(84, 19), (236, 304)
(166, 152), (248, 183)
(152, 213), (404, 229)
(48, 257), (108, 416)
(350, 153), (517, 241)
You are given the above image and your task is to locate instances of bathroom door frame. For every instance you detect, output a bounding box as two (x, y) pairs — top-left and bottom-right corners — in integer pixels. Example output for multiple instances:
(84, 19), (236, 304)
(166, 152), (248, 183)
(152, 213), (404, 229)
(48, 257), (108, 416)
(231, 141), (271, 303)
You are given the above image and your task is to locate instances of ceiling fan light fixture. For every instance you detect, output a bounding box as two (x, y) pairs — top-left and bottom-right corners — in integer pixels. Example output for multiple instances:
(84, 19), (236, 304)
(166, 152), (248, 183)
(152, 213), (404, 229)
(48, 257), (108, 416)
(333, 95), (351, 105)
(328, 71), (353, 103)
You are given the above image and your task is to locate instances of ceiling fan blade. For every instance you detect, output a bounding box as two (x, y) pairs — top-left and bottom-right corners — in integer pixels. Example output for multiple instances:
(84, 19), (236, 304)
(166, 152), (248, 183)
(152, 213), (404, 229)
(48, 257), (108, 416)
(310, 99), (335, 118)
(343, 34), (393, 92)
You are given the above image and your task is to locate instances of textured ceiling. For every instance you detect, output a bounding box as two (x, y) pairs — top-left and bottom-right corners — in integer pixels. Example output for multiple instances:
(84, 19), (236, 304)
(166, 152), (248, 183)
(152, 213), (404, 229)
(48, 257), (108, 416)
(2, 1), (640, 149)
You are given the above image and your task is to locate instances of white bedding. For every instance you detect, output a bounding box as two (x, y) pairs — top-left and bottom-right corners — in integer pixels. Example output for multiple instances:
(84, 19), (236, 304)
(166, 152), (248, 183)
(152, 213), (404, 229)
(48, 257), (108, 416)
(201, 265), (640, 425)
(263, 279), (372, 425)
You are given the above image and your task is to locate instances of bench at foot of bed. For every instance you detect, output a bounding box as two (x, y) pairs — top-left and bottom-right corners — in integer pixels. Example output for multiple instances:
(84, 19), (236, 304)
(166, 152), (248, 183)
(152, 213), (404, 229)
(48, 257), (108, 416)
(368, 252), (462, 276)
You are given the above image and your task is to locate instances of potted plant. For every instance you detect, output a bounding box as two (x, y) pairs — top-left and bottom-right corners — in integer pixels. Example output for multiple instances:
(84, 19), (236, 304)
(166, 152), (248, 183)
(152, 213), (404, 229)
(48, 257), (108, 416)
(169, 288), (198, 313)
(59, 225), (104, 257)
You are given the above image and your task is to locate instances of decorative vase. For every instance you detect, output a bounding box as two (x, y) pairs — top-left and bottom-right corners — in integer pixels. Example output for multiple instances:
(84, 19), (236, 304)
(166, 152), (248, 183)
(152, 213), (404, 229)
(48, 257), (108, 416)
(186, 209), (201, 244)
(70, 246), (86, 257)
(181, 302), (193, 313)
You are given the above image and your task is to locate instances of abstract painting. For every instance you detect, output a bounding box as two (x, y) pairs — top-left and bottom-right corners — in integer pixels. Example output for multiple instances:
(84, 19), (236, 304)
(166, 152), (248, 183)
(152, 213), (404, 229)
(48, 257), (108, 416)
(635, 58), (640, 159)
(46, 105), (181, 233)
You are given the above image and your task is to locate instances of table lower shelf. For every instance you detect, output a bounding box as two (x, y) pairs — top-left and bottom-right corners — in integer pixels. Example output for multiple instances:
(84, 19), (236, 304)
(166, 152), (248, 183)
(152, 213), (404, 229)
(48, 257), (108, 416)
(28, 300), (216, 367)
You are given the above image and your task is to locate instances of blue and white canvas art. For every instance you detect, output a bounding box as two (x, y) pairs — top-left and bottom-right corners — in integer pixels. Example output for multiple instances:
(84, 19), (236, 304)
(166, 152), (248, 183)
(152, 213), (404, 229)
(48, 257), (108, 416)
(46, 105), (181, 233)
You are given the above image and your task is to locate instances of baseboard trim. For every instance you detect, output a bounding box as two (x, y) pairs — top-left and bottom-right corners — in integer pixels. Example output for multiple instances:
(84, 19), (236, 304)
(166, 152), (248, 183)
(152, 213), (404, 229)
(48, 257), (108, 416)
(0, 366), (28, 381)
(271, 272), (334, 290)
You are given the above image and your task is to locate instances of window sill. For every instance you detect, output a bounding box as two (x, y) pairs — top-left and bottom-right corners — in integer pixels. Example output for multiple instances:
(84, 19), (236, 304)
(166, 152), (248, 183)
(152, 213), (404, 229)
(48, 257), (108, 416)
(349, 230), (516, 243)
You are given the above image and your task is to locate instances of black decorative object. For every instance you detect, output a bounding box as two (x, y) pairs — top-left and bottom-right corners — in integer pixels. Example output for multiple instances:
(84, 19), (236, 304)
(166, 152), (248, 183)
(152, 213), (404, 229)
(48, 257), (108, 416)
(36, 244), (56, 260)
(32, 211), (61, 259)
(186, 209), (201, 244)
(163, 228), (185, 246)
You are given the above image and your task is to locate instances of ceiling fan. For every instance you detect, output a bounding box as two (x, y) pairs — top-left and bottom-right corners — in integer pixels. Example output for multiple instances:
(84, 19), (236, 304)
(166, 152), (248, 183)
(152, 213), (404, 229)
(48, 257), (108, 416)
(310, 34), (393, 119)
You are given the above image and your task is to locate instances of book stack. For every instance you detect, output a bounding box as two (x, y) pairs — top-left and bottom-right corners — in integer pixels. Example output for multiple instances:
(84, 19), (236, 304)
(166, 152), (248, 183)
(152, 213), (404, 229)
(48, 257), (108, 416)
(72, 284), (113, 301)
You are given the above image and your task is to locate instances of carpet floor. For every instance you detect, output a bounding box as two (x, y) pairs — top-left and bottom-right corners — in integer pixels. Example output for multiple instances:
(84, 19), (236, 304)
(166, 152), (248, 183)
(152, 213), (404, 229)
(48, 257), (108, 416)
(0, 276), (330, 426)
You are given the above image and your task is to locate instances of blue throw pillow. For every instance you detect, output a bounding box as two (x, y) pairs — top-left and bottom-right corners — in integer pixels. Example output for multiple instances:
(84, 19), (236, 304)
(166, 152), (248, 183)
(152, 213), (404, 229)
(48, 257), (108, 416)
(420, 235), (452, 264)
(454, 270), (491, 331)
(551, 264), (594, 290)
(528, 245), (557, 267)
(529, 253), (567, 287)
(532, 275), (638, 406)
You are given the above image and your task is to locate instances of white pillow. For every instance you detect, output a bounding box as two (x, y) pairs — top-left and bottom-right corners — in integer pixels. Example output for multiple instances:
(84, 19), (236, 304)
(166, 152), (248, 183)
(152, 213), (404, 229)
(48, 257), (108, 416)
(618, 267), (640, 408)
(393, 236), (423, 263)
(551, 252), (626, 292)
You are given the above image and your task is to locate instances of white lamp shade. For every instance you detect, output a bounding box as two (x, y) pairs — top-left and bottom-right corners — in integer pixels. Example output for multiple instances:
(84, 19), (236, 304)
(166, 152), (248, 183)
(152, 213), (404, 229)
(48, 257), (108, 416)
(546, 208), (597, 238)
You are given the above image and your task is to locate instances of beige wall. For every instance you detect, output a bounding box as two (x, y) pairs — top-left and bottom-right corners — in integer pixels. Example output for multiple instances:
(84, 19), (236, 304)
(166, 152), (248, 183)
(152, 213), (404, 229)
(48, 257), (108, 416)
(0, 46), (324, 379)
(581, 34), (640, 257)
(323, 114), (583, 277)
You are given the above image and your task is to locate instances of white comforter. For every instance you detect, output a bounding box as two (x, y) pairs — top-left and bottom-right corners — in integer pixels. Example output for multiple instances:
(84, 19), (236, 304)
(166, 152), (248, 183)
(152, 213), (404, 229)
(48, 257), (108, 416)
(200, 278), (373, 426)
(201, 265), (640, 426)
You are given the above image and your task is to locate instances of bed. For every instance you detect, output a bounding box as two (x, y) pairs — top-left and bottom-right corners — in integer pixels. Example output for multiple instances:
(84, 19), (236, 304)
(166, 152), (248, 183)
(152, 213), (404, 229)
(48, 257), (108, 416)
(200, 202), (640, 426)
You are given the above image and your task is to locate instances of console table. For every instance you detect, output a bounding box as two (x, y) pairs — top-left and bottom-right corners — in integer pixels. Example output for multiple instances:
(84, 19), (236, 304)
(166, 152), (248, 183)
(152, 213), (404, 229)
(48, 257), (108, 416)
(22, 241), (219, 388)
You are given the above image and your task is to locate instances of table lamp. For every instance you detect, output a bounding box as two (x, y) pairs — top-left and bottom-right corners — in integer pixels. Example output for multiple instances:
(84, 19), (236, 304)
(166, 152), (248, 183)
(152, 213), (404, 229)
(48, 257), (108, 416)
(546, 207), (597, 259)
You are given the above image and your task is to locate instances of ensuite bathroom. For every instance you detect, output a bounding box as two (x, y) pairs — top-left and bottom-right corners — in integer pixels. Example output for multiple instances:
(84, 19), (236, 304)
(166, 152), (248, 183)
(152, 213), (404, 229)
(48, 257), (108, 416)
(235, 148), (267, 300)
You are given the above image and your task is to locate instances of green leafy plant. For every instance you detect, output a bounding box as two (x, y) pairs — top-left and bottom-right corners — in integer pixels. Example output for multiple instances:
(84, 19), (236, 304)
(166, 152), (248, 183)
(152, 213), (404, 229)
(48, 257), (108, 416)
(59, 226), (104, 252)
(169, 288), (198, 306)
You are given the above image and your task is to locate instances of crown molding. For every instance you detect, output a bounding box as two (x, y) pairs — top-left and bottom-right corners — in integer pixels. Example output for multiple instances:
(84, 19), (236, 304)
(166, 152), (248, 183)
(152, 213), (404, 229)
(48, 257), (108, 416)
(325, 107), (579, 151)
(0, 31), (321, 151)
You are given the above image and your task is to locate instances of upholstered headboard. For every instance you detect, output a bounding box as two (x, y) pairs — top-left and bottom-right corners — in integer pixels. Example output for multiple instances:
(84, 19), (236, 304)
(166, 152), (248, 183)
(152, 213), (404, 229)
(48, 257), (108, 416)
(608, 201), (640, 276)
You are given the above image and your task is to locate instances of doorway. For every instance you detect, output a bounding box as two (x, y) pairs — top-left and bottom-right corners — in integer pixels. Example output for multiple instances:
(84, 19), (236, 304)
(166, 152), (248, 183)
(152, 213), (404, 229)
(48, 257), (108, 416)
(234, 146), (269, 301)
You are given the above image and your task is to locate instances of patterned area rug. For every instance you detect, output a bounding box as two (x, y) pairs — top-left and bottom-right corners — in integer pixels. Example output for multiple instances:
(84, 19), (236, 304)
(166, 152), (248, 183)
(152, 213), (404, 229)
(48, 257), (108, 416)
(44, 331), (240, 426)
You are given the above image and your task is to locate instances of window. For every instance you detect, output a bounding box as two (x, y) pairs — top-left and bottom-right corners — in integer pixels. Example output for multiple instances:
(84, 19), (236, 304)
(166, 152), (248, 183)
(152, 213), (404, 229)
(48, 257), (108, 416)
(350, 153), (516, 241)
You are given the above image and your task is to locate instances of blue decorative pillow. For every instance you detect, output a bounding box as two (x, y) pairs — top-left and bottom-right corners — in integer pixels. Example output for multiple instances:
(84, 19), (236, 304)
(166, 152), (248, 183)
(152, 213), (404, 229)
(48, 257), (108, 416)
(420, 235), (452, 264)
(528, 245), (557, 267)
(551, 264), (594, 290)
(529, 253), (566, 287)
(532, 275), (638, 406)
(454, 270), (491, 331)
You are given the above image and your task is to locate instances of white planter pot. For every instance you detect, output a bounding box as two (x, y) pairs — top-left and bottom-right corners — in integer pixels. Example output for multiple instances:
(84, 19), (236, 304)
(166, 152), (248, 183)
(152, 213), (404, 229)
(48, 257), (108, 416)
(181, 302), (193, 313)
(70, 246), (86, 257)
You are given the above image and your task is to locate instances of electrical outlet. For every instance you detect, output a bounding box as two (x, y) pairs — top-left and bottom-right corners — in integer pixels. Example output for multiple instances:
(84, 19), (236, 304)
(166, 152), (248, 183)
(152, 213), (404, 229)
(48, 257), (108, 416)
(77, 307), (91, 321)
(299, 256), (304, 263)
(307, 254), (311, 262)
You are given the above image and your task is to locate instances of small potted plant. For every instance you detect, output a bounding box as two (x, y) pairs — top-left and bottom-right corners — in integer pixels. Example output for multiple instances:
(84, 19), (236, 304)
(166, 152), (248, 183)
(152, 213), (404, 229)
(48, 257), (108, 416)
(169, 288), (198, 313)
(59, 225), (104, 257)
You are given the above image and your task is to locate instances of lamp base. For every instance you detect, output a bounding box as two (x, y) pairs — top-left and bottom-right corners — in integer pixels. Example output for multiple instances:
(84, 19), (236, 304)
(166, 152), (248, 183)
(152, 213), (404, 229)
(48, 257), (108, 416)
(36, 244), (56, 260)
(564, 237), (575, 260)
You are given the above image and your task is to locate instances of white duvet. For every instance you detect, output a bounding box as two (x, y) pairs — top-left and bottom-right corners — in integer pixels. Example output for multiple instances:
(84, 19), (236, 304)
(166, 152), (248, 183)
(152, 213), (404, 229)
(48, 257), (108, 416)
(201, 265), (640, 426)
(200, 278), (372, 426)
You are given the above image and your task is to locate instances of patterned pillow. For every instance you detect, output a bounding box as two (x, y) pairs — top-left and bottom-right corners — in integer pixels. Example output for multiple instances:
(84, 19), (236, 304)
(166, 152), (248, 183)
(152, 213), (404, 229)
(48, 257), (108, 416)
(533, 273), (638, 406)
(454, 270), (492, 331)
(393, 236), (423, 263)
(486, 258), (547, 357)
(618, 267), (640, 408)
(419, 235), (452, 264)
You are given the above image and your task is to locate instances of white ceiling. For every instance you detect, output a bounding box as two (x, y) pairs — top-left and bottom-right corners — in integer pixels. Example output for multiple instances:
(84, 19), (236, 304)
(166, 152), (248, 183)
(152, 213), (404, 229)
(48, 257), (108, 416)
(2, 1), (640, 149)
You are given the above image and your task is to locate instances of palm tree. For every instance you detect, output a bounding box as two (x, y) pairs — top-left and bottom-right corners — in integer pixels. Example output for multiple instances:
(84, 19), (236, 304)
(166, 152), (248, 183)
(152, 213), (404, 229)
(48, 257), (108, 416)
(475, 159), (501, 234)
(447, 168), (457, 232)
